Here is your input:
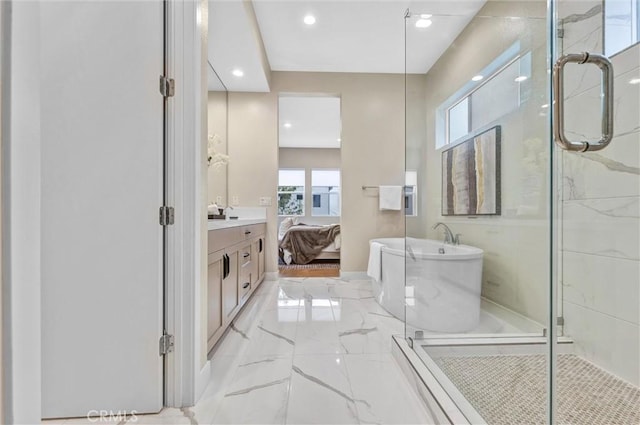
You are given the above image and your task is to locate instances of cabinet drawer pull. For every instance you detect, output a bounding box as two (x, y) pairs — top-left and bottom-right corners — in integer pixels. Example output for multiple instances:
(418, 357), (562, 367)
(244, 231), (252, 235)
(242, 282), (250, 289)
(223, 254), (229, 279)
(243, 253), (250, 258)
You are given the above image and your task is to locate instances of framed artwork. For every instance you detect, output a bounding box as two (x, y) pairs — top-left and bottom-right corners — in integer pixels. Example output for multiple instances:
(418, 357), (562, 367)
(442, 125), (501, 216)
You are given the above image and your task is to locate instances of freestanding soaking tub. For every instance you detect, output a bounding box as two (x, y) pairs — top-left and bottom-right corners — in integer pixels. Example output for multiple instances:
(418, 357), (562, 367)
(370, 237), (484, 333)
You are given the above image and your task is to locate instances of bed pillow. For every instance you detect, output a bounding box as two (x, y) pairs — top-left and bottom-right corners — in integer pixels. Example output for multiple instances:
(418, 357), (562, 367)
(278, 217), (297, 239)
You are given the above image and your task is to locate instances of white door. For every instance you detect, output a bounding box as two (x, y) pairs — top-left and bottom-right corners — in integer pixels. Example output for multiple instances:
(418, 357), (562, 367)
(40, 1), (164, 418)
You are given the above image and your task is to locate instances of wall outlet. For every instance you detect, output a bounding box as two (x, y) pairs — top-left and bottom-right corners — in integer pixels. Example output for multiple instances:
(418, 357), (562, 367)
(259, 196), (272, 206)
(216, 196), (222, 204)
(231, 196), (239, 206)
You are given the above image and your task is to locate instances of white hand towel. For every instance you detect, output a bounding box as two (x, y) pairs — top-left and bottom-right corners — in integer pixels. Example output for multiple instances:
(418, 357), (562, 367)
(379, 185), (403, 210)
(367, 241), (384, 282)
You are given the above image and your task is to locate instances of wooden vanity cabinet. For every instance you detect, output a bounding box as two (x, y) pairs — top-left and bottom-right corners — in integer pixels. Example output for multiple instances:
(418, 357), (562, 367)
(207, 223), (266, 353)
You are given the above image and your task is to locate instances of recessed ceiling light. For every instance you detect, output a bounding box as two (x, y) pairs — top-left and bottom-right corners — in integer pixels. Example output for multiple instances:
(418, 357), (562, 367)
(514, 75), (528, 82)
(415, 18), (432, 28)
(472, 75), (483, 81)
(232, 68), (244, 77)
(541, 103), (549, 108)
(420, 14), (432, 19)
(283, 122), (292, 128)
(629, 78), (640, 84)
(303, 14), (316, 25)
(337, 138), (341, 142)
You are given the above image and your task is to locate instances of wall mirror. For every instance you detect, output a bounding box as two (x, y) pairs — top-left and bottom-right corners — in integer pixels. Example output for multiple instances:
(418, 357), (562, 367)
(207, 62), (229, 207)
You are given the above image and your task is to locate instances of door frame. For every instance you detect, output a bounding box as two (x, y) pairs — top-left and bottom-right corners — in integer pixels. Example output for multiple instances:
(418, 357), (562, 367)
(1, 1), (42, 422)
(164, 0), (211, 407)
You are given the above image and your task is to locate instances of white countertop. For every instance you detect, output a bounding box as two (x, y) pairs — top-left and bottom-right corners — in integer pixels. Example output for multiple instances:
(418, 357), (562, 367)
(208, 218), (267, 231)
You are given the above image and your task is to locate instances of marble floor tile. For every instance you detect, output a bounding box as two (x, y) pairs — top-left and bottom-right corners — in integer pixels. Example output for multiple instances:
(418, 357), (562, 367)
(209, 319), (253, 357)
(212, 355), (293, 424)
(344, 353), (435, 425)
(242, 321), (297, 358)
(286, 354), (361, 424)
(295, 321), (345, 355)
(190, 354), (239, 423)
(328, 284), (375, 301)
(334, 298), (403, 354)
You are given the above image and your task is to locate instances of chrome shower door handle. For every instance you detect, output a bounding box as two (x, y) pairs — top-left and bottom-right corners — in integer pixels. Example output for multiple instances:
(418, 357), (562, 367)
(552, 52), (614, 152)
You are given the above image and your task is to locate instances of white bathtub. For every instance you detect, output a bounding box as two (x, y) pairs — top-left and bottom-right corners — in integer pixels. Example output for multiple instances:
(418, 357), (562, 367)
(370, 237), (484, 333)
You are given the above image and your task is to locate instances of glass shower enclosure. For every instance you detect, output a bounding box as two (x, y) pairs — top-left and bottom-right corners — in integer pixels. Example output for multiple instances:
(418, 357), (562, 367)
(403, 1), (639, 423)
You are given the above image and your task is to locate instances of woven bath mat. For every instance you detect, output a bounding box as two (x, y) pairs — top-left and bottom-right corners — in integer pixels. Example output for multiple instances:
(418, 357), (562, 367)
(278, 262), (340, 270)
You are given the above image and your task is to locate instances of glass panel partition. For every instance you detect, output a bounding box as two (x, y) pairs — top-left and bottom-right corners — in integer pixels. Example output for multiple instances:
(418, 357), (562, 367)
(404, 2), (553, 423)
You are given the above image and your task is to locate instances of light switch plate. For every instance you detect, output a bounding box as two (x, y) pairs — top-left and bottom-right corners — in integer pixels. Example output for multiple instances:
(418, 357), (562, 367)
(259, 197), (272, 206)
(231, 196), (239, 206)
(216, 196), (222, 204)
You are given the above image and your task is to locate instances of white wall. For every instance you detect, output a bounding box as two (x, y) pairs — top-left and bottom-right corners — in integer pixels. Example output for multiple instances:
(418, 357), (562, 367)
(419, 1), (549, 324)
(228, 72), (411, 273)
(558, 0), (639, 385)
(278, 147), (341, 227)
(2, 1), (42, 422)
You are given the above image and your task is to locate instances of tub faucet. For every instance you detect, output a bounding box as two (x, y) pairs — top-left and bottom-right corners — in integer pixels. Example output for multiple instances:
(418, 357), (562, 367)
(432, 222), (460, 245)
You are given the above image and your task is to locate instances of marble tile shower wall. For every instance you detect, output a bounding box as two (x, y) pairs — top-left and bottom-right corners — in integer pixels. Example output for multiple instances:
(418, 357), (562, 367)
(558, 0), (640, 386)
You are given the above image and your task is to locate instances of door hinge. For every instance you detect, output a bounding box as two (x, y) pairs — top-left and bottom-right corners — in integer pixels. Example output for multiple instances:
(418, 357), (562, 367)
(557, 28), (565, 39)
(557, 316), (565, 326)
(159, 206), (175, 226)
(159, 75), (175, 97)
(159, 334), (174, 356)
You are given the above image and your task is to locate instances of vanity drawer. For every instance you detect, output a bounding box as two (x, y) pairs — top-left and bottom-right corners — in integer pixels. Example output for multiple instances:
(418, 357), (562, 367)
(241, 223), (265, 240)
(238, 244), (252, 267)
(208, 227), (243, 253)
(208, 223), (266, 253)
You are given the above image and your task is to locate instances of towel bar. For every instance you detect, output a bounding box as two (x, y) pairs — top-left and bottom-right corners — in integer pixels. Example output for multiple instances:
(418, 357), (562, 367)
(362, 185), (409, 190)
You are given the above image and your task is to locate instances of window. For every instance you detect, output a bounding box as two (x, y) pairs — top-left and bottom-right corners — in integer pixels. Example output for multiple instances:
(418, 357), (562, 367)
(278, 169), (305, 216)
(448, 98), (470, 144)
(311, 169), (340, 216)
(405, 171), (418, 216)
(437, 43), (530, 148)
(605, 0), (640, 56)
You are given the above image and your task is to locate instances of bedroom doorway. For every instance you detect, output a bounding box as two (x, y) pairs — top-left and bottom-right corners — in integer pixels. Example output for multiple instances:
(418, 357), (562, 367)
(277, 95), (342, 278)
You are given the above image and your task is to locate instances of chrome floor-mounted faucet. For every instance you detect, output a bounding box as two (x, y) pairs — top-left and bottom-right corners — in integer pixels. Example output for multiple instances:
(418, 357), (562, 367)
(432, 222), (460, 245)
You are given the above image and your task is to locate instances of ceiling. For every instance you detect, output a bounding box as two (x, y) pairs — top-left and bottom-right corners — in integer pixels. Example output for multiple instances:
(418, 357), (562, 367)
(278, 96), (342, 149)
(208, 0), (486, 92)
(208, 0), (271, 91)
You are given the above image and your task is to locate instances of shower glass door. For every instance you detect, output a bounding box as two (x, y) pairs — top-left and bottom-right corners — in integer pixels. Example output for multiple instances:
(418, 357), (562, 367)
(404, 1), (554, 423)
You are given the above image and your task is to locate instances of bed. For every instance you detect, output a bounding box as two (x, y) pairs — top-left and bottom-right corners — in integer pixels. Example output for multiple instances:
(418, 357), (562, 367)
(278, 220), (341, 265)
